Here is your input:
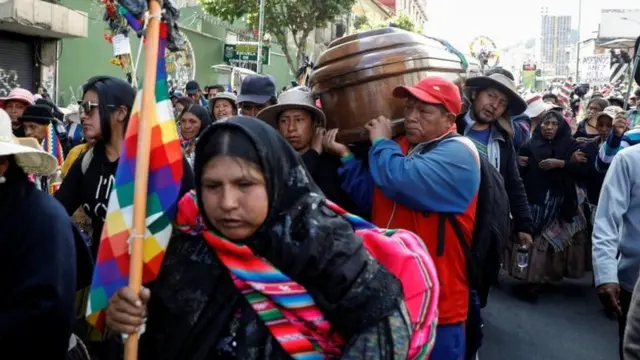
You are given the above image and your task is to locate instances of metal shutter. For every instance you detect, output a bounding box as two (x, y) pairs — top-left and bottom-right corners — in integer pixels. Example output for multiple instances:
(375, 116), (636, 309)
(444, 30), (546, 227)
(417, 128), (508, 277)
(0, 31), (35, 97)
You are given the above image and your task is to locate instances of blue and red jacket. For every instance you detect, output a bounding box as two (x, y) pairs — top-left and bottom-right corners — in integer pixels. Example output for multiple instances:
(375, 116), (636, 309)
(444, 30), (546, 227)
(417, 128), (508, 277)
(338, 128), (481, 325)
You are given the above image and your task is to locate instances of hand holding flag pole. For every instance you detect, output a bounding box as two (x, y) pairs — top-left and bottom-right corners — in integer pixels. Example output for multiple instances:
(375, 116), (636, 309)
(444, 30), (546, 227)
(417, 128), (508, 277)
(86, 0), (183, 355)
(124, 0), (162, 358)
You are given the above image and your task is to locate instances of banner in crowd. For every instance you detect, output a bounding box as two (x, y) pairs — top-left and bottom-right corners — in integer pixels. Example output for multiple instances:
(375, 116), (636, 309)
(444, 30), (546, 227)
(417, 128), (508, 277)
(580, 54), (611, 84)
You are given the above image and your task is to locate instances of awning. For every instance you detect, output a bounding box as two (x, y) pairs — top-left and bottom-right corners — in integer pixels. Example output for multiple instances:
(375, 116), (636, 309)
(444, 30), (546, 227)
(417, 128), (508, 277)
(599, 38), (637, 49)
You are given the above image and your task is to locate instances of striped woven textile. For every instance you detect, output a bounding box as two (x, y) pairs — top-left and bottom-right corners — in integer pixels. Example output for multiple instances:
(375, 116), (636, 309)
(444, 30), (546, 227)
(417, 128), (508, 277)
(176, 191), (343, 359)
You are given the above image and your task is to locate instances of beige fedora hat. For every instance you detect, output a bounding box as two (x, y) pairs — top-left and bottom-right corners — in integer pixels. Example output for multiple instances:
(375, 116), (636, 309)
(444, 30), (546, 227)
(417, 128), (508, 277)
(0, 108), (57, 176)
(256, 86), (326, 127)
(466, 73), (527, 115)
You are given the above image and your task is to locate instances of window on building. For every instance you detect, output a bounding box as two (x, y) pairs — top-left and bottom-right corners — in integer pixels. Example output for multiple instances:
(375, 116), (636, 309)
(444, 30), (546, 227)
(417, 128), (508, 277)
(335, 23), (346, 39)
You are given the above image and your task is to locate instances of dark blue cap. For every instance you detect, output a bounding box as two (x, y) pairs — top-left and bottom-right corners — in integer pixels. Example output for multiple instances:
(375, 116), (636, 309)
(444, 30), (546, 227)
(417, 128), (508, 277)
(185, 80), (200, 95)
(237, 74), (276, 105)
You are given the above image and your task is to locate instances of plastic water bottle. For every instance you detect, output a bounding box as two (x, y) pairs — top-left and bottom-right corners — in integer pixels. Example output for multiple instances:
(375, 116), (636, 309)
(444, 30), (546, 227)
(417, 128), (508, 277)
(516, 246), (529, 269)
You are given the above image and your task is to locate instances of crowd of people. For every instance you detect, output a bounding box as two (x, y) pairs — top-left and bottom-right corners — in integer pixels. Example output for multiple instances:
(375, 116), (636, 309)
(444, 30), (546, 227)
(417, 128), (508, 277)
(1, 67), (640, 360)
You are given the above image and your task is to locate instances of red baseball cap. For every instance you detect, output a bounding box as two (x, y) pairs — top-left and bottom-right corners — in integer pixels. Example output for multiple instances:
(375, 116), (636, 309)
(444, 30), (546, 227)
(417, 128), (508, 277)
(392, 77), (462, 114)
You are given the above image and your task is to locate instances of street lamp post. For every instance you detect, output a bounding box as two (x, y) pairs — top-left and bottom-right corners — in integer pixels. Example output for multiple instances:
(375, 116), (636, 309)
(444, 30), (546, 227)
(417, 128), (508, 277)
(256, 0), (266, 74)
(574, 0), (582, 82)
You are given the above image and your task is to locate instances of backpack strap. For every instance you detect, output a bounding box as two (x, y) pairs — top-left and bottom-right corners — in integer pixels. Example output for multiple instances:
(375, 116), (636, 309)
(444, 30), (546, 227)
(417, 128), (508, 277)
(419, 132), (460, 154)
(437, 213), (478, 287)
(81, 148), (94, 175)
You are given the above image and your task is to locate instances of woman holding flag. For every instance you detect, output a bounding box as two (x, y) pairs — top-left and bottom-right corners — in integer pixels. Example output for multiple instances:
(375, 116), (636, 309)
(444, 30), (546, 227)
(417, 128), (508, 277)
(104, 117), (414, 359)
(54, 75), (195, 359)
(81, 2), (427, 359)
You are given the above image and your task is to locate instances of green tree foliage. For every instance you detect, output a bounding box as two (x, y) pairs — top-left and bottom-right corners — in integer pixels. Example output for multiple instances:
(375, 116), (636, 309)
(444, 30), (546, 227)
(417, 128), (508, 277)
(355, 12), (419, 33)
(199, 0), (356, 74)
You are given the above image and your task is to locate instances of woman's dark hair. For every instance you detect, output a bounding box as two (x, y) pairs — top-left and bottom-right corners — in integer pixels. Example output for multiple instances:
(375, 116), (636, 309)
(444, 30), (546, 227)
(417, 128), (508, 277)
(194, 127), (263, 203)
(180, 104), (214, 137)
(203, 127), (259, 163)
(81, 76), (136, 142)
(210, 84), (225, 93)
(2, 156), (28, 184)
(538, 110), (571, 138)
(542, 110), (563, 122)
(588, 98), (610, 111)
(176, 96), (194, 110)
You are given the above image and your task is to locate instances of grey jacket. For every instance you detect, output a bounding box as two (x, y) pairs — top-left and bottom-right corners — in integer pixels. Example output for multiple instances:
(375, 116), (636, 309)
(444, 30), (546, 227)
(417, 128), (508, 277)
(625, 274), (640, 360)
(592, 145), (640, 292)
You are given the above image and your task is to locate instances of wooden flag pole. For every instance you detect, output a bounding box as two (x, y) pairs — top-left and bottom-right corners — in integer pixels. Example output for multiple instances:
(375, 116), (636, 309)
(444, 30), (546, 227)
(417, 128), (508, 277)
(124, 0), (162, 359)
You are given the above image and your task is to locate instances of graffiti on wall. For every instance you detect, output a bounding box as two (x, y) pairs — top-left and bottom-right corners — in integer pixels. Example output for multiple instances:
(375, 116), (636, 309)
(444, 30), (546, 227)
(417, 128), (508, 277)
(0, 69), (20, 97)
(165, 34), (196, 92)
(40, 64), (56, 100)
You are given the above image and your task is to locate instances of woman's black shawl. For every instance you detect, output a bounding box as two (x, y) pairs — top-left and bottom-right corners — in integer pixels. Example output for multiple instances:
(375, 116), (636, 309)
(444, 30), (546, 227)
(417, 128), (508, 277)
(139, 117), (409, 359)
(519, 110), (585, 224)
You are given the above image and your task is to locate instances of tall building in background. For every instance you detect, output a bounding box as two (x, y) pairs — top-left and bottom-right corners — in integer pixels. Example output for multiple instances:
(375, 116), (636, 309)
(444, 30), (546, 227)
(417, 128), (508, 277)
(540, 6), (572, 77)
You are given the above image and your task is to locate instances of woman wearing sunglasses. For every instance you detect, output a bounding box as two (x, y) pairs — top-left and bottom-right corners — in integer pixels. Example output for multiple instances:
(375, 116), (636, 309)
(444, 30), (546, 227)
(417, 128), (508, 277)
(55, 76), (138, 251)
(54, 76), (195, 359)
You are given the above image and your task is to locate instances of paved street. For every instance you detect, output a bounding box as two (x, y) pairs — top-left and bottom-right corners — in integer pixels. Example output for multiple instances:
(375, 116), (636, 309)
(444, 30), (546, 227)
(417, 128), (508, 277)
(480, 274), (619, 360)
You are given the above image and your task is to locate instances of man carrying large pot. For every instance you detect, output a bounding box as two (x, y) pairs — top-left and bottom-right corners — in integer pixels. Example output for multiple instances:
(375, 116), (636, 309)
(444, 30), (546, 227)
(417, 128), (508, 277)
(325, 76), (481, 360)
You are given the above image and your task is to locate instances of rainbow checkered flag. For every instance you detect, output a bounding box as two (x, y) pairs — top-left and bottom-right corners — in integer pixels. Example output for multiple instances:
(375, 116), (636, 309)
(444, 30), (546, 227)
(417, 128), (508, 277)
(558, 81), (574, 106)
(86, 22), (183, 331)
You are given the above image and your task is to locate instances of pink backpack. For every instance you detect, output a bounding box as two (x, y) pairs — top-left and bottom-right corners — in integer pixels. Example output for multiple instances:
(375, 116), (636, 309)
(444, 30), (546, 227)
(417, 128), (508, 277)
(325, 201), (439, 359)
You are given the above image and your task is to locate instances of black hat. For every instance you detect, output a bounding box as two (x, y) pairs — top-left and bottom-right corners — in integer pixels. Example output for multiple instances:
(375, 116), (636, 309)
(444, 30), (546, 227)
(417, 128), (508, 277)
(186, 80), (201, 95)
(237, 74), (276, 105)
(18, 104), (55, 125)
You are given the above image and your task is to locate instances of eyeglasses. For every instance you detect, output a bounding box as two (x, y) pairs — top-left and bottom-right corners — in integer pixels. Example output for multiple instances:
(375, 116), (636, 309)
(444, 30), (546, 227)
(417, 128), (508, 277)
(79, 101), (115, 117)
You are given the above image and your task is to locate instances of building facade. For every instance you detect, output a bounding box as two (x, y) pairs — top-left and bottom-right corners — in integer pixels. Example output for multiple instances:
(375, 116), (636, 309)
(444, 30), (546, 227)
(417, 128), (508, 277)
(378, 0), (427, 30)
(55, 0), (294, 106)
(0, 0), (87, 99)
(540, 7), (572, 77)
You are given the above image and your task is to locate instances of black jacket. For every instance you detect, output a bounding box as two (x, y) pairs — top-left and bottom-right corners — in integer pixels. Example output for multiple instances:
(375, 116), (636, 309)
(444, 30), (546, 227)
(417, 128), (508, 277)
(1, 181), (76, 359)
(301, 149), (369, 220)
(456, 113), (533, 235)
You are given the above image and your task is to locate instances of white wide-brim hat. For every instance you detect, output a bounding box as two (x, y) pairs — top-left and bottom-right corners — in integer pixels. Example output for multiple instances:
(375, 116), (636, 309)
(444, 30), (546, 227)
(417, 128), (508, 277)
(0, 109), (57, 176)
(524, 94), (560, 118)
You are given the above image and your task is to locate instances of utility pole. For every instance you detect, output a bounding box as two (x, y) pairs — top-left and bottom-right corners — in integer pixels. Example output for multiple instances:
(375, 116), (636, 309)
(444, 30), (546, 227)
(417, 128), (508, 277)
(256, 0), (266, 74)
(574, 0), (582, 82)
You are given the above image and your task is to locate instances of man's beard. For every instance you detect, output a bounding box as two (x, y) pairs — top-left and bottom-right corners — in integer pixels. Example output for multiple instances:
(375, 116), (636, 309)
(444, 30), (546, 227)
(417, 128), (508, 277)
(471, 108), (493, 124)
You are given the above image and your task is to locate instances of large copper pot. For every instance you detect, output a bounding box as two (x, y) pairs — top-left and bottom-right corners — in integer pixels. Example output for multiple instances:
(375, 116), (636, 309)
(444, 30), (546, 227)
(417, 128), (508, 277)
(309, 28), (478, 143)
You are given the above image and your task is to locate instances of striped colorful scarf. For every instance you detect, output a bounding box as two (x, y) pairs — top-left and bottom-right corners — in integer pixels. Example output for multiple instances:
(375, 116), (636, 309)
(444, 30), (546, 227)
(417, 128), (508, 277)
(42, 124), (64, 167)
(176, 191), (344, 359)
